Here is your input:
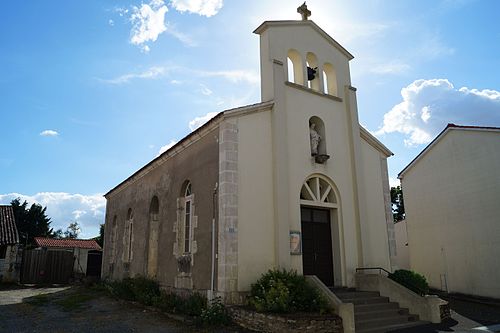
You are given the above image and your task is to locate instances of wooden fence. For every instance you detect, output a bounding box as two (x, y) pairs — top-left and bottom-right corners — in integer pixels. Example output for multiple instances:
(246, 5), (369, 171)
(21, 249), (74, 284)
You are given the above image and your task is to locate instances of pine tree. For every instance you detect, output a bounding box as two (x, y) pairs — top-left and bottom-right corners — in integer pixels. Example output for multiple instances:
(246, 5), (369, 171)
(11, 198), (54, 246)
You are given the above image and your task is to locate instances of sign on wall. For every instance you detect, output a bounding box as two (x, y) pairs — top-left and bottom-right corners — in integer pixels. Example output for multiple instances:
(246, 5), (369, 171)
(290, 231), (302, 255)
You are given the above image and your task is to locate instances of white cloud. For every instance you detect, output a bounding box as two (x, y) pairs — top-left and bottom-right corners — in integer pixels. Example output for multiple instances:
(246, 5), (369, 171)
(0, 192), (106, 239)
(165, 22), (197, 46)
(101, 66), (167, 84)
(377, 79), (500, 146)
(157, 140), (178, 156)
(40, 130), (59, 137)
(371, 61), (411, 75)
(108, 19), (115, 26)
(199, 84), (213, 95)
(189, 112), (218, 131)
(199, 69), (260, 85)
(130, 0), (168, 47)
(170, 0), (223, 17)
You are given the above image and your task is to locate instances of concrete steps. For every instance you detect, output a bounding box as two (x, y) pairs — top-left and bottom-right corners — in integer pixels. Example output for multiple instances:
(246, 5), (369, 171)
(331, 288), (427, 332)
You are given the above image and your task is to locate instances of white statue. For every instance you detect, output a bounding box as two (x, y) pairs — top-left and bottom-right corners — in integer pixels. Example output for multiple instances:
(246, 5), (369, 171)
(310, 123), (321, 155)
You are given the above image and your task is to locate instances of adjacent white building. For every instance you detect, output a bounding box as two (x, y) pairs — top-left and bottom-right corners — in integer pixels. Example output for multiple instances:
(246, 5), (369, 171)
(399, 124), (500, 299)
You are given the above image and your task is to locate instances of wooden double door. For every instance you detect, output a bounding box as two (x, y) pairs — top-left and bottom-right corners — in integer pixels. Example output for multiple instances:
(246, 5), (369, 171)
(301, 207), (334, 286)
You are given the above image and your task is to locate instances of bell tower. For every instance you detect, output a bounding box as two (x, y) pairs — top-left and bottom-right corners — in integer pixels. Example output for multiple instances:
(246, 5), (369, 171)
(252, 5), (371, 274)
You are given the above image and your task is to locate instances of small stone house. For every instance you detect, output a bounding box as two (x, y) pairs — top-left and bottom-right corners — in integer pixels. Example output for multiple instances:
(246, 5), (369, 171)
(0, 205), (21, 282)
(398, 124), (500, 299)
(102, 9), (395, 303)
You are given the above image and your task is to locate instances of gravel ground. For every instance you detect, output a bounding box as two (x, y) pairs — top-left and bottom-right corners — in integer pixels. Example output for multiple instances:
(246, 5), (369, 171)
(0, 286), (248, 333)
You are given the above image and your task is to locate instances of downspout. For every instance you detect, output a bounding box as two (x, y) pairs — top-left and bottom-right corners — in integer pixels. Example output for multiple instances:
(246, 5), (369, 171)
(210, 182), (218, 301)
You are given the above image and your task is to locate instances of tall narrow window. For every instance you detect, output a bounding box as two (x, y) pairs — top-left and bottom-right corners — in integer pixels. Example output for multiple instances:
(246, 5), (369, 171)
(287, 49), (304, 85)
(323, 63), (337, 96)
(184, 182), (192, 253)
(184, 199), (191, 252)
(124, 208), (134, 262)
(306, 52), (320, 91)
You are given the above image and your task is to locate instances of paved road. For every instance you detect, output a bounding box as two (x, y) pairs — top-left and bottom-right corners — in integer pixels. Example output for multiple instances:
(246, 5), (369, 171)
(393, 295), (500, 333)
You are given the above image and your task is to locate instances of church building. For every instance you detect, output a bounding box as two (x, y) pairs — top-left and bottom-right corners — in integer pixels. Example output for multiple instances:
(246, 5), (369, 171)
(102, 5), (395, 303)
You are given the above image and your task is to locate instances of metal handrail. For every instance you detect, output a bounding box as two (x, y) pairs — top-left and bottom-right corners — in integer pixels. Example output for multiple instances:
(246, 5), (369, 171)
(355, 267), (391, 275)
(356, 267), (428, 296)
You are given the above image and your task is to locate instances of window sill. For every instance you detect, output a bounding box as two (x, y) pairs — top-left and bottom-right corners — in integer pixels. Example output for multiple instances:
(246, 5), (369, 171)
(285, 81), (342, 102)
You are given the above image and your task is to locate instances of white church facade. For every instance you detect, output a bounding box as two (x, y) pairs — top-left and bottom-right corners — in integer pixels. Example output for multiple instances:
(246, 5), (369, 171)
(102, 8), (395, 303)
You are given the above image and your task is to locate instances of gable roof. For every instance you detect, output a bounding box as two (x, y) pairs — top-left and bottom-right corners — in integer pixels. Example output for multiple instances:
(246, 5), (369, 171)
(34, 237), (102, 250)
(253, 20), (354, 60)
(0, 205), (19, 246)
(398, 123), (500, 179)
(105, 101), (274, 198)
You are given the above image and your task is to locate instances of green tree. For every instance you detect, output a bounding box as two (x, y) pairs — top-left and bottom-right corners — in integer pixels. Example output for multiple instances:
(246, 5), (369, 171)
(93, 224), (104, 247)
(390, 186), (405, 222)
(64, 221), (80, 239)
(11, 198), (54, 246)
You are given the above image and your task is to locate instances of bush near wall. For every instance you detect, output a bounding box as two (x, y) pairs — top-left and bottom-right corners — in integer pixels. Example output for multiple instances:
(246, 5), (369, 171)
(104, 276), (230, 326)
(388, 269), (429, 295)
(248, 269), (330, 313)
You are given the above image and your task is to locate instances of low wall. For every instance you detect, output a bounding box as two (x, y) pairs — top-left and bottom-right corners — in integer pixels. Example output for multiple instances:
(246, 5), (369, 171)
(306, 275), (355, 333)
(355, 273), (448, 323)
(228, 307), (342, 333)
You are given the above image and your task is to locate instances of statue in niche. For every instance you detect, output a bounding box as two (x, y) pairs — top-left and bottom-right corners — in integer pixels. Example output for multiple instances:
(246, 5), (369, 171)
(310, 123), (321, 156)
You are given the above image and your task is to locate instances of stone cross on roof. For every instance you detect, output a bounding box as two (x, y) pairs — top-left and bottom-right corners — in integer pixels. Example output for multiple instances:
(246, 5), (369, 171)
(297, 2), (311, 21)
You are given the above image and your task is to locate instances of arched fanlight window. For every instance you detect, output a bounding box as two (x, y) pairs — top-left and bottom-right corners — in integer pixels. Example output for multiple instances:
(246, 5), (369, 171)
(287, 49), (304, 85)
(300, 175), (337, 206)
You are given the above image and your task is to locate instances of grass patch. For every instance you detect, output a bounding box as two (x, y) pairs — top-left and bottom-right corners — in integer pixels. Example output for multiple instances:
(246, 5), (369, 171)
(55, 292), (95, 311)
(25, 294), (50, 306)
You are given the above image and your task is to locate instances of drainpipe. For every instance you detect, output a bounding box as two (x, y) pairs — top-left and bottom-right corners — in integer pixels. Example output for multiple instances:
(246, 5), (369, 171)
(210, 182), (218, 301)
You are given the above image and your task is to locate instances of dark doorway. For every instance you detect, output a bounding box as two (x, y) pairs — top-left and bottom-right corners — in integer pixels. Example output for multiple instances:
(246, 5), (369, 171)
(86, 250), (102, 277)
(301, 207), (334, 286)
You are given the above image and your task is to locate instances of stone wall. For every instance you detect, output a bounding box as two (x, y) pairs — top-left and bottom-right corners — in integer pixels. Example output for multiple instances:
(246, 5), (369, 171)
(228, 307), (342, 333)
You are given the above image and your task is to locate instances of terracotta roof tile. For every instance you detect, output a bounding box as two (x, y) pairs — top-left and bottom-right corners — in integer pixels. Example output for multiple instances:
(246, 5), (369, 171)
(0, 205), (19, 245)
(34, 237), (102, 250)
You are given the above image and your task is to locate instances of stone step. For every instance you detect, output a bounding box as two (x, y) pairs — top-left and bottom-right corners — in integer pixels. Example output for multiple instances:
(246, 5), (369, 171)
(342, 296), (390, 305)
(334, 291), (381, 299)
(355, 307), (410, 321)
(356, 314), (419, 331)
(354, 301), (400, 312)
(356, 320), (429, 333)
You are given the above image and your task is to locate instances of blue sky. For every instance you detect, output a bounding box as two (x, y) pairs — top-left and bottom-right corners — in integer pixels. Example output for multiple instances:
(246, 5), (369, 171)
(1, 0), (499, 238)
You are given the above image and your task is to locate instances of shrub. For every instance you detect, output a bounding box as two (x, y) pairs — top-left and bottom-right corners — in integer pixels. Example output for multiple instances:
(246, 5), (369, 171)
(198, 297), (231, 326)
(107, 277), (161, 305)
(388, 269), (429, 295)
(248, 269), (329, 313)
(181, 292), (207, 316)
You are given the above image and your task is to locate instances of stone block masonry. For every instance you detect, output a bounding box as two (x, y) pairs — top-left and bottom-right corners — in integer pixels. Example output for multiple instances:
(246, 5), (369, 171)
(218, 120), (240, 303)
(229, 307), (343, 333)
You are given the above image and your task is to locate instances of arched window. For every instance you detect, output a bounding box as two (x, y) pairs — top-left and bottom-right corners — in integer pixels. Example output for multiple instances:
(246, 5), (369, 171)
(124, 208), (134, 262)
(309, 116), (327, 157)
(287, 49), (304, 85)
(183, 181), (193, 253)
(147, 196), (160, 277)
(110, 215), (117, 262)
(306, 52), (320, 91)
(323, 63), (337, 96)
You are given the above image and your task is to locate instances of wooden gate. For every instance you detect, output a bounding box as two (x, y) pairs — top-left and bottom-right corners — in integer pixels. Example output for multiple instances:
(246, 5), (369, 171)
(21, 249), (74, 284)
